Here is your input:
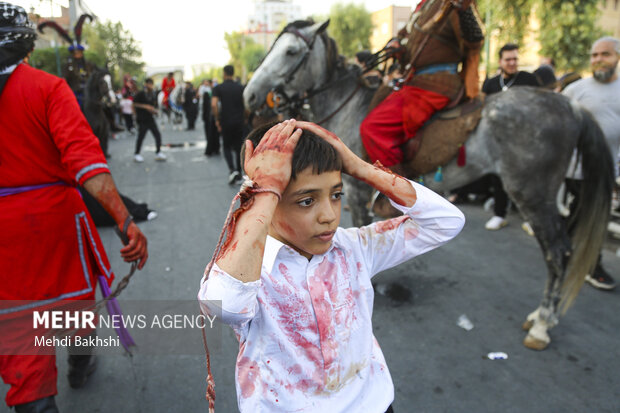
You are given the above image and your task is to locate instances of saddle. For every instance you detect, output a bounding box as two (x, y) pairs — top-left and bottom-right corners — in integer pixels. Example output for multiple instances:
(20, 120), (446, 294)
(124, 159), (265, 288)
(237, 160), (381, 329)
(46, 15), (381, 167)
(402, 95), (483, 176)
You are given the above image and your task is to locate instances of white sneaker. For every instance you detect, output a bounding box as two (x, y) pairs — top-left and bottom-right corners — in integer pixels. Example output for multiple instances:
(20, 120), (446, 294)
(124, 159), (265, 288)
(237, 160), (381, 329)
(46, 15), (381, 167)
(155, 152), (167, 161)
(147, 211), (158, 221)
(521, 221), (535, 236)
(134, 154), (144, 163)
(485, 216), (508, 230)
(228, 171), (240, 185)
(483, 197), (495, 212)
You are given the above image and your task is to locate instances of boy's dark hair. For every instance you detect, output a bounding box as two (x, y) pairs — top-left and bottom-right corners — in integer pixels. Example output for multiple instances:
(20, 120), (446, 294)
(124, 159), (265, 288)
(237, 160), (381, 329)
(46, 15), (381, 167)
(242, 121), (343, 181)
(145, 78), (154, 84)
(223, 65), (234, 76)
(499, 43), (519, 59)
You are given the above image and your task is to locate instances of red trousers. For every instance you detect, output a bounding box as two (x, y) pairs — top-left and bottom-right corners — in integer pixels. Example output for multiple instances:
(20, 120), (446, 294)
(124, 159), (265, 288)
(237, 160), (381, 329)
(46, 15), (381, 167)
(360, 85), (450, 167)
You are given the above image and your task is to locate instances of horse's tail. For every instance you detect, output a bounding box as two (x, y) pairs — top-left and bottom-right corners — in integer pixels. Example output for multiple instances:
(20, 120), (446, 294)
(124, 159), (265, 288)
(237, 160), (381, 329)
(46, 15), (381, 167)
(560, 108), (614, 313)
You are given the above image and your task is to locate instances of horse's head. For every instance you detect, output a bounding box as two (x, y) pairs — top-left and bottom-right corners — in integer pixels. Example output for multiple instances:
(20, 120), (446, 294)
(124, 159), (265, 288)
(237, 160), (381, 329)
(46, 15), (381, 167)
(244, 20), (337, 116)
(85, 67), (112, 104)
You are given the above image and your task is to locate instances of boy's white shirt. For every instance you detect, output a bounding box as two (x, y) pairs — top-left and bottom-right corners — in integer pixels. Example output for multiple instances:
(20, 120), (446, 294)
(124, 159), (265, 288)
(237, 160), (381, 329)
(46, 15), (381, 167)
(198, 180), (465, 413)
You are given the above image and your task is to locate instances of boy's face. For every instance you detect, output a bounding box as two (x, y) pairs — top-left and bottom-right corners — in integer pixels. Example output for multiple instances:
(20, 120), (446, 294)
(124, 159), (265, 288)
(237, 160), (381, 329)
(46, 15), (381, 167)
(269, 168), (343, 259)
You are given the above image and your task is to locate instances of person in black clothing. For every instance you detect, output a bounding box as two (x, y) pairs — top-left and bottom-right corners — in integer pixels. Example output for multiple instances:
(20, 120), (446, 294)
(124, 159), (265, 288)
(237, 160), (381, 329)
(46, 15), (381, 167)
(183, 81), (199, 130)
(212, 65), (245, 184)
(202, 84), (220, 156)
(482, 43), (540, 94)
(479, 43), (540, 230)
(132, 78), (166, 162)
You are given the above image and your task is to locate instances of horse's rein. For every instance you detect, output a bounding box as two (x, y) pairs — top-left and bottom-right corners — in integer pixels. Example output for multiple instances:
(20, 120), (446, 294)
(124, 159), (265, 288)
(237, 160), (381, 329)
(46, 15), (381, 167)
(265, 29), (364, 124)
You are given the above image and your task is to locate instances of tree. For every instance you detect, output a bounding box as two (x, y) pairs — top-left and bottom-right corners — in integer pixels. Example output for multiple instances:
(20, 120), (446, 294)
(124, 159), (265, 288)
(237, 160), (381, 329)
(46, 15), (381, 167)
(224, 31), (266, 82)
(30, 47), (69, 75)
(478, 0), (535, 47)
(537, 0), (604, 71)
(83, 20), (144, 87)
(326, 2), (373, 58)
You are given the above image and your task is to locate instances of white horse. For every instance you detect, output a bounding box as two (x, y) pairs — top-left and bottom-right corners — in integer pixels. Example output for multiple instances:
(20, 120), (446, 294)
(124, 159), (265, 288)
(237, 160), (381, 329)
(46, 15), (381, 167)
(243, 20), (615, 350)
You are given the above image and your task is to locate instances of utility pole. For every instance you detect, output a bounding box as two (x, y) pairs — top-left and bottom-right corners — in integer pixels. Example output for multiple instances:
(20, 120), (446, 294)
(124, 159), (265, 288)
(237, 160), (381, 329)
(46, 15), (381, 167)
(484, 7), (491, 76)
(69, 0), (77, 30)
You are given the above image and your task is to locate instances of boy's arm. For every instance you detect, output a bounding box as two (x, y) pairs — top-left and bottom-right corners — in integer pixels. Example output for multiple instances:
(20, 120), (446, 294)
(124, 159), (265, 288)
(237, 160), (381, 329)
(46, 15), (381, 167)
(297, 121), (417, 205)
(214, 120), (302, 283)
(298, 122), (465, 275)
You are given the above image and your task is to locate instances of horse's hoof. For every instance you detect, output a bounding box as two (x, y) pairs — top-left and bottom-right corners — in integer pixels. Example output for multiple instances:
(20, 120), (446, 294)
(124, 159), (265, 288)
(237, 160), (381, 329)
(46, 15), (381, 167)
(522, 319), (534, 331)
(523, 334), (549, 351)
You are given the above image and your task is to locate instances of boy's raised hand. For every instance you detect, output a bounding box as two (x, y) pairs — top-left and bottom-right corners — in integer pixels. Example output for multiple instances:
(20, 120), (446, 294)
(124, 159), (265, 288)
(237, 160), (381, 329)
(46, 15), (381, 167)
(296, 121), (364, 177)
(244, 120), (302, 194)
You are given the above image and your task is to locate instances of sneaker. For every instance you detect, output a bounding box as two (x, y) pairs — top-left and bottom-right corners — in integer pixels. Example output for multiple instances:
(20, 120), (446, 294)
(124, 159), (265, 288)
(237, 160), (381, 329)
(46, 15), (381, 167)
(155, 152), (167, 161)
(485, 216), (508, 230)
(521, 221), (535, 236)
(147, 211), (158, 221)
(228, 170), (240, 185)
(483, 197), (495, 212)
(585, 267), (616, 290)
(134, 154), (144, 163)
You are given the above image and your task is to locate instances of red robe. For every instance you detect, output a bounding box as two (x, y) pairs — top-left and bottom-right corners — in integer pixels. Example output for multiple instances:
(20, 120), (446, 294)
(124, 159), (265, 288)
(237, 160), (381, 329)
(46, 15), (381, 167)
(161, 76), (176, 106)
(0, 63), (114, 406)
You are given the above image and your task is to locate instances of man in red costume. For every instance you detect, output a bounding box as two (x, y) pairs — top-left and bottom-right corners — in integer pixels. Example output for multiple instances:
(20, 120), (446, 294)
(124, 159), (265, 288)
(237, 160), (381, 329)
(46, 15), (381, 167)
(360, 0), (484, 169)
(161, 71), (176, 109)
(0, 4), (148, 412)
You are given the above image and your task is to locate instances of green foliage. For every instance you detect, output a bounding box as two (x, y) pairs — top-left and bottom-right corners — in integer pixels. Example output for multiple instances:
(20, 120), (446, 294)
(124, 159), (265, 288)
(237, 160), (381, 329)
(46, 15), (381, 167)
(326, 2), (373, 58)
(537, 0), (605, 71)
(193, 67), (222, 86)
(224, 31), (266, 81)
(478, 0), (535, 46)
(30, 47), (69, 76)
(83, 20), (144, 87)
(478, 0), (605, 72)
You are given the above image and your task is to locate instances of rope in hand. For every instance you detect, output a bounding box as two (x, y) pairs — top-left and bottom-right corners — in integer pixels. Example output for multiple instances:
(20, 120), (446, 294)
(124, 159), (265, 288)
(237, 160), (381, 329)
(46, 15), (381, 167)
(51, 216), (137, 350)
(201, 178), (281, 413)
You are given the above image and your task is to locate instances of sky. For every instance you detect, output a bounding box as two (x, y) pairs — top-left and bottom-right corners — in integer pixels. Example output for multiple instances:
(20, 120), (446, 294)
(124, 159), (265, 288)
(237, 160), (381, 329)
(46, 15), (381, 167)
(16, 0), (414, 70)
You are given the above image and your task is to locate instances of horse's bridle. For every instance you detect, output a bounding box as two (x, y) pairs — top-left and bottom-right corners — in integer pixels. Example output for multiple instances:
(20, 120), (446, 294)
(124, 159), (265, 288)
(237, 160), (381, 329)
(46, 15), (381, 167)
(265, 26), (321, 115)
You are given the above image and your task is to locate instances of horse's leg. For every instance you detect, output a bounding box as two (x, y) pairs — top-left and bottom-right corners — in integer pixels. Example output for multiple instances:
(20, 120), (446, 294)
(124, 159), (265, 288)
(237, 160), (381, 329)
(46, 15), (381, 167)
(517, 205), (571, 350)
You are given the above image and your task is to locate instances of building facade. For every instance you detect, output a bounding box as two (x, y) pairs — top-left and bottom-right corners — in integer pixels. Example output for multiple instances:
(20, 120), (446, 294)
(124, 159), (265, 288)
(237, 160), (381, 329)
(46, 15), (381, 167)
(244, 0), (303, 50)
(370, 5), (412, 53)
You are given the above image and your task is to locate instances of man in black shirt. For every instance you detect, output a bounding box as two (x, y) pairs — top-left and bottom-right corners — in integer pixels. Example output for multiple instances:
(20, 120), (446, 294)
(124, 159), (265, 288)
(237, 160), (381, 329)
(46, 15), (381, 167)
(481, 43), (540, 230)
(212, 65), (245, 184)
(482, 43), (540, 94)
(133, 78), (166, 162)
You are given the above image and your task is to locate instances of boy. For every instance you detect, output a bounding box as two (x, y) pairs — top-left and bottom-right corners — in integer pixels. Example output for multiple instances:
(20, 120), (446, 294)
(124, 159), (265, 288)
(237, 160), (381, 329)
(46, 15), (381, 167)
(198, 120), (465, 412)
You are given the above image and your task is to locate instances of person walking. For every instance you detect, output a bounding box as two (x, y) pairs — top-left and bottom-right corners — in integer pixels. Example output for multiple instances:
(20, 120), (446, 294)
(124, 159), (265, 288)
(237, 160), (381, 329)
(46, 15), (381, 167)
(0, 4), (148, 411)
(133, 78), (166, 162)
(212, 65), (245, 184)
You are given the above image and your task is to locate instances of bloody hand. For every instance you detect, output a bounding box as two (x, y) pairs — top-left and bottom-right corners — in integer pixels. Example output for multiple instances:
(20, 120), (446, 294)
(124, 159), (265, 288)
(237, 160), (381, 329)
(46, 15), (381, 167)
(120, 221), (148, 270)
(244, 120), (302, 194)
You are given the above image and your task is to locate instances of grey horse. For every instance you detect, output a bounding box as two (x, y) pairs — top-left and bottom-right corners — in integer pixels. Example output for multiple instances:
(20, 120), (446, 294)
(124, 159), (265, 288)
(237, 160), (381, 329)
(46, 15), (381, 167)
(243, 20), (615, 350)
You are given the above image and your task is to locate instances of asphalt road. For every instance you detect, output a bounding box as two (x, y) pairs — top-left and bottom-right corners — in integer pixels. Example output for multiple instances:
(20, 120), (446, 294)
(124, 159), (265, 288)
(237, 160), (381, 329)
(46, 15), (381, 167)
(3, 117), (619, 413)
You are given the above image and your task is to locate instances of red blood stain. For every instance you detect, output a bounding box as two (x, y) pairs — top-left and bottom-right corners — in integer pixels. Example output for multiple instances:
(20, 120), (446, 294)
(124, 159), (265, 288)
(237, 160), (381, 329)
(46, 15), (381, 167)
(237, 356), (260, 398)
(375, 215), (409, 234)
(278, 221), (296, 238)
(266, 264), (323, 392)
(404, 226), (419, 240)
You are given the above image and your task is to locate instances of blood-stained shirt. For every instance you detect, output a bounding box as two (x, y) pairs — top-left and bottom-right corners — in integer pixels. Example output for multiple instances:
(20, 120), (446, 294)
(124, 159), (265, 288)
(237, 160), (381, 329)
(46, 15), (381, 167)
(199, 180), (465, 413)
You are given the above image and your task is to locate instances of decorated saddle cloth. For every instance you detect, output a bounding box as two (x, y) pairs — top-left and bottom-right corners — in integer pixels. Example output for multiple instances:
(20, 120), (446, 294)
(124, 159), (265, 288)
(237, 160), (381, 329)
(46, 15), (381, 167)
(403, 95), (483, 176)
